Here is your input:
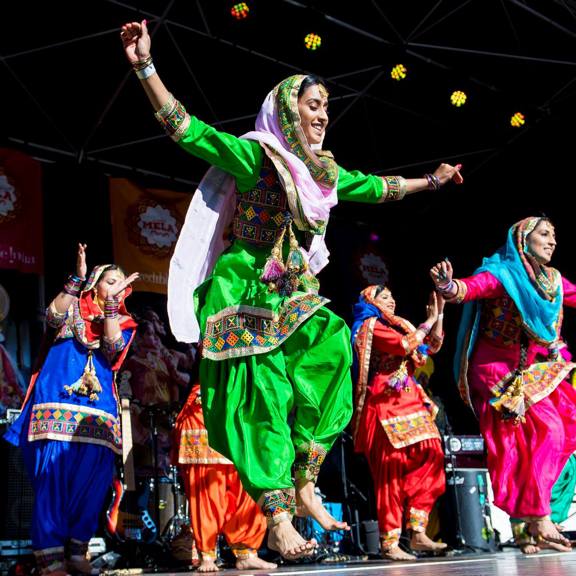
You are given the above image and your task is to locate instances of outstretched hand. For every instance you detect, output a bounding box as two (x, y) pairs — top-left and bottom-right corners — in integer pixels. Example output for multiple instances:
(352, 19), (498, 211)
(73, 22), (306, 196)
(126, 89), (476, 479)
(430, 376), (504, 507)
(76, 243), (87, 279)
(120, 20), (151, 64)
(430, 259), (453, 287)
(433, 163), (464, 186)
(105, 272), (140, 300)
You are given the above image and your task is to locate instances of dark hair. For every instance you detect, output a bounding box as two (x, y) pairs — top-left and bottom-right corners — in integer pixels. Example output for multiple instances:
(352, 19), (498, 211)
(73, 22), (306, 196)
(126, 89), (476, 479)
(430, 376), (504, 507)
(97, 264), (125, 281)
(373, 284), (388, 297)
(298, 75), (328, 99)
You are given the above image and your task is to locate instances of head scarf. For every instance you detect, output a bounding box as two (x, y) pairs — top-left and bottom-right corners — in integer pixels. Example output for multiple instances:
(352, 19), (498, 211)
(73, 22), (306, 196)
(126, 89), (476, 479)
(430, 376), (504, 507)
(454, 217), (562, 409)
(169, 75), (340, 343)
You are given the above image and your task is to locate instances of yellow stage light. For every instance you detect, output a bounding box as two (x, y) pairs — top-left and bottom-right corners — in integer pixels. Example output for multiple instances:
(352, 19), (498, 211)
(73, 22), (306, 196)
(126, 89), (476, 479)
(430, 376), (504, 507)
(450, 90), (467, 107)
(304, 33), (322, 51)
(510, 112), (526, 128)
(391, 64), (407, 81)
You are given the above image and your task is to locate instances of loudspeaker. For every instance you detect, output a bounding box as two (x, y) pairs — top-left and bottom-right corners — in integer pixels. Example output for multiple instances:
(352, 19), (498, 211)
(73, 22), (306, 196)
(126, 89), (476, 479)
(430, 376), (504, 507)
(0, 435), (34, 539)
(440, 467), (498, 552)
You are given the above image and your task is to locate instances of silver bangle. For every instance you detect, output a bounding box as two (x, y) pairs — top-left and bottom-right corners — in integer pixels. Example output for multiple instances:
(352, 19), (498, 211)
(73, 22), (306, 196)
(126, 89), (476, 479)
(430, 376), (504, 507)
(136, 63), (156, 80)
(437, 313), (444, 320)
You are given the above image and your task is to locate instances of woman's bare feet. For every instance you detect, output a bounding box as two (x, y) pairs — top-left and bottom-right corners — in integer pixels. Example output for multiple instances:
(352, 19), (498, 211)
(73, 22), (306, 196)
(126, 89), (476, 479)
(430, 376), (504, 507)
(382, 546), (416, 561)
(410, 531), (448, 552)
(267, 519), (317, 560)
(197, 555), (220, 572)
(235, 556), (278, 570)
(295, 481), (349, 531)
(539, 540), (572, 552)
(529, 517), (571, 547)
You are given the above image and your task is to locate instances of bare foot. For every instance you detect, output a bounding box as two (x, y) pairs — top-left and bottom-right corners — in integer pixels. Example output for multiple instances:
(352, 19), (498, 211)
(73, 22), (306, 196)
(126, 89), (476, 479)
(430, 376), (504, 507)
(235, 556), (278, 570)
(296, 481), (349, 531)
(410, 531), (448, 552)
(539, 540), (572, 552)
(267, 519), (317, 560)
(197, 556), (219, 572)
(520, 544), (541, 555)
(529, 517), (571, 547)
(382, 547), (416, 561)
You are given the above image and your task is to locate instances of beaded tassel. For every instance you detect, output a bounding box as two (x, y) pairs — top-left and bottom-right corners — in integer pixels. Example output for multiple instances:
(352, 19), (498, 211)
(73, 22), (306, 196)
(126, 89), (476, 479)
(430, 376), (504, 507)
(260, 225), (287, 290)
(388, 360), (410, 392)
(279, 222), (308, 296)
(490, 371), (526, 423)
(64, 350), (102, 402)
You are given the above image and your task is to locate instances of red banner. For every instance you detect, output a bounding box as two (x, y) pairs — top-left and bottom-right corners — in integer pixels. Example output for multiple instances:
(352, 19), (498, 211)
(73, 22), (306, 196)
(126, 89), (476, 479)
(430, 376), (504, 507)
(110, 178), (192, 294)
(0, 149), (43, 274)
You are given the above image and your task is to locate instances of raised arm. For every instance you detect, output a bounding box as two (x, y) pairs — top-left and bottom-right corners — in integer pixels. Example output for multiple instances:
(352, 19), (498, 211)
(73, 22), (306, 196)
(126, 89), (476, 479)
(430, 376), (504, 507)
(430, 259), (504, 303)
(337, 163), (463, 204)
(121, 21), (170, 113)
(47, 243), (87, 327)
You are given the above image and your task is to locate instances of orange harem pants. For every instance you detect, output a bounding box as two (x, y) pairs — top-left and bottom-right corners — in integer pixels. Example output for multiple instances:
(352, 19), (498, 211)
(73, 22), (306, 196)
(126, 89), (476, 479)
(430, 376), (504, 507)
(366, 425), (445, 550)
(180, 463), (267, 560)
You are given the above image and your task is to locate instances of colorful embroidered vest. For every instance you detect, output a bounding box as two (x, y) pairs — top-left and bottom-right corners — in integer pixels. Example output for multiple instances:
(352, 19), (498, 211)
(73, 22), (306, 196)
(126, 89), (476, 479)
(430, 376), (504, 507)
(480, 295), (523, 347)
(232, 158), (289, 246)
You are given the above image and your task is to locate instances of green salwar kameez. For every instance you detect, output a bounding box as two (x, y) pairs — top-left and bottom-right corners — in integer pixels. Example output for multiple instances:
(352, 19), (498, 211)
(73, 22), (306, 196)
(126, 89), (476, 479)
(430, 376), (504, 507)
(171, 89), (406, 521)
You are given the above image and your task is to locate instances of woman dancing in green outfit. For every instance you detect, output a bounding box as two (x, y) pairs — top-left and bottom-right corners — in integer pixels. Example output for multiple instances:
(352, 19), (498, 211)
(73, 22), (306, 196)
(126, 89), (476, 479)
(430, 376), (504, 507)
(121, 20), (463, 560)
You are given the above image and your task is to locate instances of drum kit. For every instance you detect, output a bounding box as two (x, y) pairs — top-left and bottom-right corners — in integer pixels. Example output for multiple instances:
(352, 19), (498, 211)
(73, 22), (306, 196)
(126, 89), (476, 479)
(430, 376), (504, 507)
(108, 401), (194, 569)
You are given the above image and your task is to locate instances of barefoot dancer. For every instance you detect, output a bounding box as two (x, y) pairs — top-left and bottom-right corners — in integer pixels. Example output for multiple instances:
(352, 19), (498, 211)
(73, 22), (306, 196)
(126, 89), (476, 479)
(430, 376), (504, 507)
(120, 20), (462, 560)
(431, 217), (576, 549)
(173, 383), (277, 572)
(4, 244), (138, 575)
(351, 284), (447, 560)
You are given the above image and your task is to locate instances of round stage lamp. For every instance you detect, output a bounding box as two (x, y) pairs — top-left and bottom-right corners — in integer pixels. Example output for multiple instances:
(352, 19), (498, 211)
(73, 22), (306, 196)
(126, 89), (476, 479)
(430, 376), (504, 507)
(510, 112), (526, 128)
(304, 33), (322, 51)
(450, 90), (467, 107)
(391, 64), (407, 81)
(231, 3), (250, 20)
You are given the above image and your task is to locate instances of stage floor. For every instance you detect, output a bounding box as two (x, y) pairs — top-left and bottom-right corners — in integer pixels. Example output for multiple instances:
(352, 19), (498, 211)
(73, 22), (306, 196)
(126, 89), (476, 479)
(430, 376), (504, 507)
(102, 549), (576, 576)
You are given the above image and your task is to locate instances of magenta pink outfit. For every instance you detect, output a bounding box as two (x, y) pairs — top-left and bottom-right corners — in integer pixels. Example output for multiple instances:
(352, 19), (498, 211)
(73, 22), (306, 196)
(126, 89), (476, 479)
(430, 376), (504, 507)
(460, 271), (576, 517)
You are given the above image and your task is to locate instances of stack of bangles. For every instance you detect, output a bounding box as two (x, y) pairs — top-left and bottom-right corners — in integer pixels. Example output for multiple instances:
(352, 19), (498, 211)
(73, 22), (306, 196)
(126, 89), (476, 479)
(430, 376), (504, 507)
(424, 173), (441, 191)
(417, 322), (433, 337)
(63, 275), (85, 298)
(104, 298), (119, 320)
(132, 55), (156, 80)
(436, 279), (455, 295)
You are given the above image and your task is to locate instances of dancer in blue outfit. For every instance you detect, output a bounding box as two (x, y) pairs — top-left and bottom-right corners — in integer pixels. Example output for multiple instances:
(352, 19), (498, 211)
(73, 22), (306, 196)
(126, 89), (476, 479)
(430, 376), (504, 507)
(4, 244), (138, 576)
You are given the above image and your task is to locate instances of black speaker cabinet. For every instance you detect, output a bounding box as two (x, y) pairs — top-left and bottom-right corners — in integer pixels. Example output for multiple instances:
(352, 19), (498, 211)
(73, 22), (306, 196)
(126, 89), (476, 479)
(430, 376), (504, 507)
(0, 430), (34, 539)
(440, 467), (499, 552)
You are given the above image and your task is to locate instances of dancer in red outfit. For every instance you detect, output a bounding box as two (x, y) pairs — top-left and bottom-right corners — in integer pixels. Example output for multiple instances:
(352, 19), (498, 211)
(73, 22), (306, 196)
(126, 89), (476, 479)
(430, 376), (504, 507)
(351, 285), (447, 560)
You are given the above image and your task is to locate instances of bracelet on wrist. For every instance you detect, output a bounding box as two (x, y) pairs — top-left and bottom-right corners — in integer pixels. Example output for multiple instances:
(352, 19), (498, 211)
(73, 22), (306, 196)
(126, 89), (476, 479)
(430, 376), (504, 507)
(436, 279), (454, 293)
(424, 173), (441, 191)
(63, 274), (85, 297)
(135, 62), (156, 80)
(437, 313), (444, 320)
(104, 298), (119, 319)
(418, 322), (432, 335)
(132, 55), (153, 70)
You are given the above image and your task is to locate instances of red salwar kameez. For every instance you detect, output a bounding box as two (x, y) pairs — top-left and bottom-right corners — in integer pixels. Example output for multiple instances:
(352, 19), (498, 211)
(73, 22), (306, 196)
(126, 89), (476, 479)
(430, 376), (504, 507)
(352, 287), (446, 551)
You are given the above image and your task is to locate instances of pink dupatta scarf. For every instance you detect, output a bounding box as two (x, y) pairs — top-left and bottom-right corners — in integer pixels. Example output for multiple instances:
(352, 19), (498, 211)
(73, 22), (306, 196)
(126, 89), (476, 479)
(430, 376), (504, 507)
(169, 75), (339, 343)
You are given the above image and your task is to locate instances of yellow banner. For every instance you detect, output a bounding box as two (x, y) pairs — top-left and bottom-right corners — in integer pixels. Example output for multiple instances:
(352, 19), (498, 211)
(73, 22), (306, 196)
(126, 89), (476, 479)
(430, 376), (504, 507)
(110, 178), (192, 294)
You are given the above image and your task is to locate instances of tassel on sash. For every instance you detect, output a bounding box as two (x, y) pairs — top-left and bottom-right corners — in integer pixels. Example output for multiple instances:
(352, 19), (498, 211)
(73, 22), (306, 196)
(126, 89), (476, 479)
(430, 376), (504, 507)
(64, 350), (103, 402)
(260, 215), (308, 296)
